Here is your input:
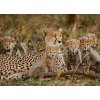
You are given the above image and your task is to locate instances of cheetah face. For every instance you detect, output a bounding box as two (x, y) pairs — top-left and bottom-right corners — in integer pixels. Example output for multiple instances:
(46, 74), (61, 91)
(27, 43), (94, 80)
(46, 47), (58, 58)
(85, 33), (98, 47)
(79, 37), (91, 51)
(66, 39), (80, 54)
(43, 28), (62, 47)
(0, 36), (16, 52)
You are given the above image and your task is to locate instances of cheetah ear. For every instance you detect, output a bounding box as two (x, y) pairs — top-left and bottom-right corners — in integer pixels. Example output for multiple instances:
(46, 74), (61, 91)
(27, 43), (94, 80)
(58, 28), (63, 33)
(42, 29), (48, 37)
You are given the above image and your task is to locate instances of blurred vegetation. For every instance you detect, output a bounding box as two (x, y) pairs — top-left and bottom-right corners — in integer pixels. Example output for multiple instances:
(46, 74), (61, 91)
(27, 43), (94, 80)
(0, 14), (100, 51)
(0, 14), (100, 86)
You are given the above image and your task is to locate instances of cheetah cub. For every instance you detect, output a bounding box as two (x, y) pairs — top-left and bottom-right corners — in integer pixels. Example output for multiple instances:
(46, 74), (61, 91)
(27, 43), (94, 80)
(0, 36), (16, 54)
(79, 33), (98, 74)
(80, 33), (99, 73)
(85, 33), (98, 47)
(66, 39), (82, 72)
(79, 35), (95, 74)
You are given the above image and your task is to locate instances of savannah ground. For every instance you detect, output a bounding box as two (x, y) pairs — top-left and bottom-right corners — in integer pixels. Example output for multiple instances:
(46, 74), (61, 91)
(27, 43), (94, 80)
(0, 14), (100, 86)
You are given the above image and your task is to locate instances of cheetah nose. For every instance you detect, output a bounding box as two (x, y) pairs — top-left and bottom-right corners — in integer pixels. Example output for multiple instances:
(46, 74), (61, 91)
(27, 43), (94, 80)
(6, 47), (9, 49)
(58, 41), (61, 43)
(84, 47), (87, 50)
(62, 64), (65, 66)
(52, 55), (54, 57)
(72, 50), (74, 53)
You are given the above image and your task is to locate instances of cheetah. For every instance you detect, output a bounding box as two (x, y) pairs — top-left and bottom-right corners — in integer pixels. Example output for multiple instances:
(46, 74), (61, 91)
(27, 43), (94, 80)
(27, 46), (59, 79)
(0, 45), (60, 80)
(42, 28), (67, 74)
(79, 35), (97, 74)
(66, 39), (82, 72)
(0, 28), (67, 80)
(79, 33), (97, 51)
(82, 33), (100, 73)
(85, 33), (98, 47)
(43, 28), (62, 47)
(28, 28), (67, 77)
(0, 36), (16, 54)
(46, 46), (67, 74)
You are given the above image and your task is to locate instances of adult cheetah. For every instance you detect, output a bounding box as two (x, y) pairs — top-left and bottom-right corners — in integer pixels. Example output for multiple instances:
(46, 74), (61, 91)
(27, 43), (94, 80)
(0, 28), (67, 80)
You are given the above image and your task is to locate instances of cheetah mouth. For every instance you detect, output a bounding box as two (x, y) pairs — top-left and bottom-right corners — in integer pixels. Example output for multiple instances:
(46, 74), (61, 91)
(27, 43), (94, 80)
(5, 49), (10, 52)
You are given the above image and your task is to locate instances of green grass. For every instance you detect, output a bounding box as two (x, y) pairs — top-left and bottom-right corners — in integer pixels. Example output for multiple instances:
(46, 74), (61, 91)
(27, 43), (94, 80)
(0, 76), (100, 86)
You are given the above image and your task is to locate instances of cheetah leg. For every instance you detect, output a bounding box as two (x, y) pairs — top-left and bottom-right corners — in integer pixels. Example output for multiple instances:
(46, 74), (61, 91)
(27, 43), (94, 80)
(0, 73), (23, 80)
(56, 67), (68, 79)
(52, 67), (62, 80)
(7, 72), (25, 80)
(83, 65), (90, 74)
(71, 65), (75, 72)
(84, 61), (92, 74)
(73, 66), (78, 73)
(55, 70), (62, 80)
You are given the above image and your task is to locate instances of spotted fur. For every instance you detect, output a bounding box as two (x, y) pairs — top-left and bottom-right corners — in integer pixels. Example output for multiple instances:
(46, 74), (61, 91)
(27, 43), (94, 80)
(43, 28), (62, 47)
(85, 33), (98, 47)
(0, 36), (16, 54)
(43, 28), (67, 74)
(0, 28), (67, 80)
(0, 51), (46, 80)
(79, 36), (94, 74)
(66, 39), (82, 72)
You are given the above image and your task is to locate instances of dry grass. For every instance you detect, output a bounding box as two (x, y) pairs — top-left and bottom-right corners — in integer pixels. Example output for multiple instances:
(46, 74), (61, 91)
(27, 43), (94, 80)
(0, 14), (100, 86)
(0, 75), (100, 86)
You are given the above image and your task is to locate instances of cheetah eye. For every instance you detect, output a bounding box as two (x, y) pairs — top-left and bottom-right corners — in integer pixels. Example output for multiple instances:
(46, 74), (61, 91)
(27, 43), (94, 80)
(54, 34), (56, 38)
(11, 40), (14, 42)
(54, 40), (56, 44)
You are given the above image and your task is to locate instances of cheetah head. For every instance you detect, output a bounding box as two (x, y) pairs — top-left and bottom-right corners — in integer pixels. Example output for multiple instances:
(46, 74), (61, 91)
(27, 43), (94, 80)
(66, 39), (80, 54)
(46, 46), (58, 58)
(42, 28), (62, 47)
(0, 36), (16, 54)
(85, 33), (98, 47)
(79, 36), (92, 51)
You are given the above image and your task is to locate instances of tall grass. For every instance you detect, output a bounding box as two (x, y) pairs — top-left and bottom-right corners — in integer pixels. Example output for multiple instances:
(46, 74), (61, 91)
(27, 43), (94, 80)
(0, 15), (100, 50)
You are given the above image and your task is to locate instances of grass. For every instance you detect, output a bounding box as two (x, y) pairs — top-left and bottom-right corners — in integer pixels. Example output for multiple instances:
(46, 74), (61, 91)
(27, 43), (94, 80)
(0, 75), (100, 86)
(0, 14), (100, 86)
